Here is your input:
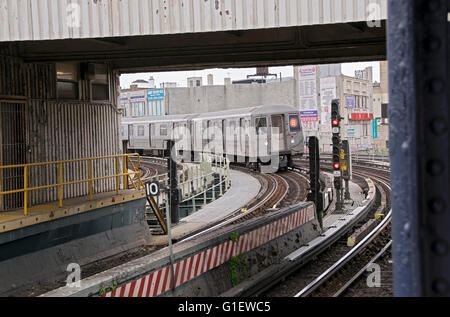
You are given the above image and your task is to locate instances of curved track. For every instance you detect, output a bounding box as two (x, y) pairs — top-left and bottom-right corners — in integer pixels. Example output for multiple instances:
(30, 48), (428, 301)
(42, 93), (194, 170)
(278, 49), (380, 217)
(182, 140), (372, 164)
(257, 159), (392, 297)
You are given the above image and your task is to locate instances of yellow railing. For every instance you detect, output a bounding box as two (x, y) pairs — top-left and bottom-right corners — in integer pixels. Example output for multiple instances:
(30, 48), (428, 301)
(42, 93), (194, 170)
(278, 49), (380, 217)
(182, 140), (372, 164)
(0, 154), (143, 216)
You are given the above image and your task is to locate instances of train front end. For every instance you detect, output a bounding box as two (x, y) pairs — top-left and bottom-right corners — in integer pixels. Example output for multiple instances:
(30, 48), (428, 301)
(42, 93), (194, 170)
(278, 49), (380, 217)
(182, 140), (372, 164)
(286, 113), (305, 164)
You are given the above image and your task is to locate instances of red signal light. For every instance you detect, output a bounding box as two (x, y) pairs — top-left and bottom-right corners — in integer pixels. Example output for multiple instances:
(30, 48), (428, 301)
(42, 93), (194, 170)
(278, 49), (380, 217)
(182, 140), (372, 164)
(332, 119), (339, 127)
(333, 163), (340, 170)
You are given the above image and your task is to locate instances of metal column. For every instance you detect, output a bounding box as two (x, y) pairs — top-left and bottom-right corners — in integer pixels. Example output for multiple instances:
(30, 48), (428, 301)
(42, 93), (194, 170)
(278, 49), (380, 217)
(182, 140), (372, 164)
(388, 0), (449, 296)
(167, 140), (180, 224)
(307, 137), (323, 228)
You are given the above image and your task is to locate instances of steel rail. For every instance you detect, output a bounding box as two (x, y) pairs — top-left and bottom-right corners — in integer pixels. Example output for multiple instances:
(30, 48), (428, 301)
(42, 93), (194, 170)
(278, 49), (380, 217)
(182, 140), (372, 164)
(294, 175), (391, 297)
(178, 171), (283, 243)
(177, 166), (296, 244)
(221, 170), (378, 297)
(332, 240), (393, 297)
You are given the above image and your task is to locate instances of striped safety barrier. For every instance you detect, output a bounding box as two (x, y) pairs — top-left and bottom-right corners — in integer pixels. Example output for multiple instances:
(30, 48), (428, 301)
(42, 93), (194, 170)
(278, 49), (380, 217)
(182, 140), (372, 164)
(103, 204), (315, 297)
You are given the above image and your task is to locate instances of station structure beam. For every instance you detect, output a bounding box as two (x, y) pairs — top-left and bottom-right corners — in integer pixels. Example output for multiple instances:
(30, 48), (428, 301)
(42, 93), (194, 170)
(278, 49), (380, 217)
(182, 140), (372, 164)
(388, 0), (449, 296)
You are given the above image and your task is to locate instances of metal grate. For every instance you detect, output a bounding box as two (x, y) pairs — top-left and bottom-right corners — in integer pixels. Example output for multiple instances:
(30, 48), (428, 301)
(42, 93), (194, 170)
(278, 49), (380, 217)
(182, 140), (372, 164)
(1, 100), (27, 210)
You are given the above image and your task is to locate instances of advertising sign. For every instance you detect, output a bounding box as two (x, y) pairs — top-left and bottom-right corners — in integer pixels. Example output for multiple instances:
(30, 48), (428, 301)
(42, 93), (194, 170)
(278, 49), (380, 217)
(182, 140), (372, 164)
(346, 126), (355, 137)
(300, 110), (319, 132)
(129, 93), (146, 101)
(320, 77), (336, 133)
(346, 95), (355, 108)
(372, 119), (378, 139)
(298, 66), (318, 111)
(147, 89), (165, 101)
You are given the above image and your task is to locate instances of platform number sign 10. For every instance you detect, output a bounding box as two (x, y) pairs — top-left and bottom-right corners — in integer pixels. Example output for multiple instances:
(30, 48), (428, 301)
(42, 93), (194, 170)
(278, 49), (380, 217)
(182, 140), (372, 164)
(145, 182), (160, 197)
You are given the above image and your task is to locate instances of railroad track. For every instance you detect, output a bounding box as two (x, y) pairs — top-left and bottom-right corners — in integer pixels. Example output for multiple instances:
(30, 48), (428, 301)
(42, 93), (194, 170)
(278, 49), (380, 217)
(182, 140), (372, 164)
(257, 159), (392, 297)
(177, 166), (309, 243)
(294, 171), (391, 297)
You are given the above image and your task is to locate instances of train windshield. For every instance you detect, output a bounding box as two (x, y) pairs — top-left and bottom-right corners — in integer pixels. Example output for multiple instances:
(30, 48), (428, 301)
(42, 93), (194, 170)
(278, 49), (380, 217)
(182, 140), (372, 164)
(289, 115), (301, 132)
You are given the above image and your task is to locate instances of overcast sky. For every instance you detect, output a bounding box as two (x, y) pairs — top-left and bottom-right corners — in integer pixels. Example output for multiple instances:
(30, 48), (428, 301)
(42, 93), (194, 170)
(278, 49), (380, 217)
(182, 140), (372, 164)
(120, 61), (382, 89)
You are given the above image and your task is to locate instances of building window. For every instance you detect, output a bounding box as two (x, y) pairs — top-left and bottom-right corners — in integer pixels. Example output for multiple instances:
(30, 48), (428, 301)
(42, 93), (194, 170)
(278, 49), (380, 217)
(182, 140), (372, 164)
(382, 103), (389, 118)
(56, 62), (79, 100)
(121, 104), (129, 117)
(131, 102), (145, 117)
(148, 100), (165, 116)
(89, 64), (110, 101)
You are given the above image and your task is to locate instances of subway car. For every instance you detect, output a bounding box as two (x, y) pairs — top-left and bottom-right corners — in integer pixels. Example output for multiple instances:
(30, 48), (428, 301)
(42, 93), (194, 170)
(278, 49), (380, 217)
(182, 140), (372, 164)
(121, 105), (305, 172)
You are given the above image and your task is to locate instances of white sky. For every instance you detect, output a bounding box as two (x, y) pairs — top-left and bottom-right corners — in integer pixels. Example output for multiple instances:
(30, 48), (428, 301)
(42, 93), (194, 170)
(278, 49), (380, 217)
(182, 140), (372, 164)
(120, 62), (382, 89)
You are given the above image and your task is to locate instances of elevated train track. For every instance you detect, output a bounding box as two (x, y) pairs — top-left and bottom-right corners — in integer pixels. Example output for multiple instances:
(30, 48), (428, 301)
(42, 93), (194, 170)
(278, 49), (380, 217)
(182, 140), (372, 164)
(257, 157), (392, 297)
(117, 153), (392, 298)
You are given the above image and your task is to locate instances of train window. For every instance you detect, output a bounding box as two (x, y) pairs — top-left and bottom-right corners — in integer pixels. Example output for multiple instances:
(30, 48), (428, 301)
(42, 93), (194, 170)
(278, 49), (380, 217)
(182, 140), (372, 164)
(255, 117), (267, 135)
(289, 115), (301, 132)
(160, 124), (168, 136)
(138, 125), (145, 136)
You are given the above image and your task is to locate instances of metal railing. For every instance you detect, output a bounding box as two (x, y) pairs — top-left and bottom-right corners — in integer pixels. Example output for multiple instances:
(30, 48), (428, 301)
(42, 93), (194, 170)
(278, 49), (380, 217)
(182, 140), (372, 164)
(0, 154), (143, 215)
(146, 154), (231, 213)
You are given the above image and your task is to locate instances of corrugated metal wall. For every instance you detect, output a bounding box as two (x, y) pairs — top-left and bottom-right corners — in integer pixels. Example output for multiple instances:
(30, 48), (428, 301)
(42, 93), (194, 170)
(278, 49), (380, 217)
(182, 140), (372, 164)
(0, 0), (388, 42)
(0, 45), (121, 209)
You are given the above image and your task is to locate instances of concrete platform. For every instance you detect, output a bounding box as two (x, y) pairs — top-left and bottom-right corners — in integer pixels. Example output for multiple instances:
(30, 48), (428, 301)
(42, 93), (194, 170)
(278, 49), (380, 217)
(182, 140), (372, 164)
(152, 169), (261, 245)
(323, 174), (367, 229)
(0, 189), (146, 234)
(286, 177), (376, 262)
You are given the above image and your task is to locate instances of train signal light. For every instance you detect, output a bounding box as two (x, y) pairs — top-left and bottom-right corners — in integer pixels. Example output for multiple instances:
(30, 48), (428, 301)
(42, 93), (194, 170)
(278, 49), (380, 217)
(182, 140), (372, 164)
(333, 162), (340, 170)
(331, 100), (341, 129)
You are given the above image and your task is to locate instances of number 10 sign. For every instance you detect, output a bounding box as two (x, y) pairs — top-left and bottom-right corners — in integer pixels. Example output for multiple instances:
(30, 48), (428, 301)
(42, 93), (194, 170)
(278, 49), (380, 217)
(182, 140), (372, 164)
(145, 182), (160, 197)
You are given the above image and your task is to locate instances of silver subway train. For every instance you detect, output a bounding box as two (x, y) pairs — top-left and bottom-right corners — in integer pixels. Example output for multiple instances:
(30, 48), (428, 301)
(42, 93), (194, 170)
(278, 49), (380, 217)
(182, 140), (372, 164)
(121, 105), (305, 172)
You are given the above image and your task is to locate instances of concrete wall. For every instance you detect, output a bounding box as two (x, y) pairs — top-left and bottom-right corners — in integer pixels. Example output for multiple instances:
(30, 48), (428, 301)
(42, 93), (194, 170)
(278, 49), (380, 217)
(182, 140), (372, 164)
(43, 202), (321, 297)
(166, 80), (297, 115)
(0, 197), (151, 296)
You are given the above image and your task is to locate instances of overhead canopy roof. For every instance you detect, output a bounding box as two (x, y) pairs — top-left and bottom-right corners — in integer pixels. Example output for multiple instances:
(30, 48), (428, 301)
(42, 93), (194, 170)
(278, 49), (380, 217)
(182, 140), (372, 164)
(0, 0), (387, 42)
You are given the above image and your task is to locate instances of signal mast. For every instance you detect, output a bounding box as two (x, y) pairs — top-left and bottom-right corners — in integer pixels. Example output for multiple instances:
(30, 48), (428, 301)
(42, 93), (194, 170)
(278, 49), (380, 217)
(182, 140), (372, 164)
(331, 99), (343, 211)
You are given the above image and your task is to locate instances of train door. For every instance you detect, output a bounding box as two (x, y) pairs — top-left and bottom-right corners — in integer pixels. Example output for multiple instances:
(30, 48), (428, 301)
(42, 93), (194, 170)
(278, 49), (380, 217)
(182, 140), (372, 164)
(271, 115), (286, 152)
(255, 116), (269, 158)
(240, 118), (250, 157)
(128, 124), (134, 149)
(204, 121), (210, 153)
(149, 124), (153, 148)
(192, 120), (202, 154)
(222, 120), (227, 156)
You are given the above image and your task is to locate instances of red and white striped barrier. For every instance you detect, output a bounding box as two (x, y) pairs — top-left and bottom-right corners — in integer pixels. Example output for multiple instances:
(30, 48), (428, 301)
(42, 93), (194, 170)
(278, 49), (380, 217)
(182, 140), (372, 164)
(103, 204), (315, 297)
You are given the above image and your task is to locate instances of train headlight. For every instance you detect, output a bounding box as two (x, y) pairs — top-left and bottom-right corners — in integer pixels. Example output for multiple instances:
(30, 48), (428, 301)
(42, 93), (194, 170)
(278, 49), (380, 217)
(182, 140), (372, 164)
(291, 139), (295, 144)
